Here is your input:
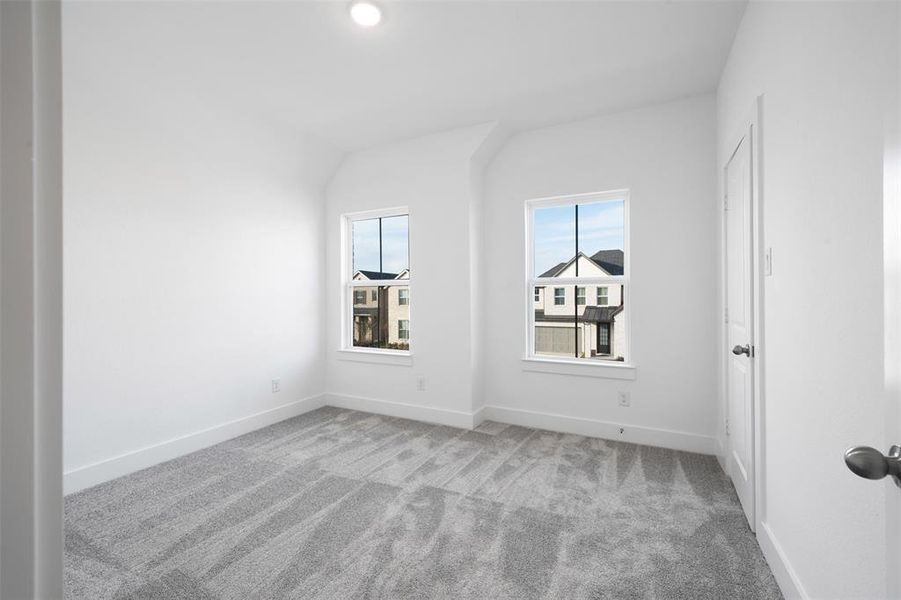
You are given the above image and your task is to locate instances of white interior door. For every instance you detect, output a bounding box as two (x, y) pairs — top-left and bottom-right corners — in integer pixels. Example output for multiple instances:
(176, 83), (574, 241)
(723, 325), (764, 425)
(725, 132), (755, 529)
(883, 75), (901, 599)
(887, 215), (901, 599)
(887, 31), (901, 598)
(892, 224), (901, 598)
(842, 48), (900, 597)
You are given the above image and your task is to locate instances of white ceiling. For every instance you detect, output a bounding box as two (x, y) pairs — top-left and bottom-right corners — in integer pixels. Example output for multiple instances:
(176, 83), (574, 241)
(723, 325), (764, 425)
(64, 1), (747, 151)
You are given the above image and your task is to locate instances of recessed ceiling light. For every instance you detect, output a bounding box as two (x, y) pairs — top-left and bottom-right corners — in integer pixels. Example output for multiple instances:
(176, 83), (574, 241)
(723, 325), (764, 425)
(350, 1), (382, 28)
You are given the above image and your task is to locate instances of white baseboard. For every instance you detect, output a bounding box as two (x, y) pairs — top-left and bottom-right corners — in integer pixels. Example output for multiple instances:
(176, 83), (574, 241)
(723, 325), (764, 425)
(472, 405), (486, 429)
(715, 435), (728, 473)
(63, 394), (326, 495)
(757, 521), (808, 600)
(64, 396), (717, 495)
(481, 405), (718, 455)
(324, 393), (480, 429)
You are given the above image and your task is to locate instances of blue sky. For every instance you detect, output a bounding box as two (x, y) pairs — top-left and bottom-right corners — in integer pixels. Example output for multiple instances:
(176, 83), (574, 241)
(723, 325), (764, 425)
(534, 199), (624, 276)
(351, 202), (621, 278)
(352, 215), (409, 275)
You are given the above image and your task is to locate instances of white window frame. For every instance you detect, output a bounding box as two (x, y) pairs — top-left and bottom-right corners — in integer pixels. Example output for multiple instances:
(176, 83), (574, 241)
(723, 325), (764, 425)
(340, 206), (413, 362)
(597, 286), (609, 306)
(398, 288), (409, 306)
(554, 287), (565, 305)
(576, 286), (586, 305)
(523, 189), (635, 379)
(398, 319), (410, 340)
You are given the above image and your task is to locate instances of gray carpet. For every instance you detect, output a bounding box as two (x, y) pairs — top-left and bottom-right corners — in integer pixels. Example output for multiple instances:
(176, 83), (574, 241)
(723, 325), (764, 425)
(65, 407), (782, 599)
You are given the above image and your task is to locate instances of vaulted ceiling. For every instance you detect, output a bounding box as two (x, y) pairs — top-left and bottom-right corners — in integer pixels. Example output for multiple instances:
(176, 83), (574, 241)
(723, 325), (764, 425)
(64, 1), (746, 151)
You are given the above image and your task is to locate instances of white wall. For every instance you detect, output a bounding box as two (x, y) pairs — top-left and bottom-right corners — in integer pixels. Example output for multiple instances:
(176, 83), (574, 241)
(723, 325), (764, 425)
(62, 5), (341, 490)
(481, 95), (719, 451)
(324, 123), (501, 425)
(717, 3), (900, 598)
(1, 1), (64, 596)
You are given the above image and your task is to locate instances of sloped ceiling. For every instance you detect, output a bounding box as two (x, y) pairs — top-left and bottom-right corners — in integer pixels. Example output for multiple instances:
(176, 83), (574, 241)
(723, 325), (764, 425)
(63, 1), (746, 151)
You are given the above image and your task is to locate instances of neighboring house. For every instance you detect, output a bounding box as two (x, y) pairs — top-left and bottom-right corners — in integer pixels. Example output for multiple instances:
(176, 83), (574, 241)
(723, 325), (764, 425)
(534, 249), (625, 360)
(352, 269), (410, 349)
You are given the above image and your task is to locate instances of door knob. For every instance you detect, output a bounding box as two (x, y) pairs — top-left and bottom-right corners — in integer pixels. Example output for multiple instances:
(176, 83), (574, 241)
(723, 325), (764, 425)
(844, 445), (901, 488)
(732, 344), (751, 356)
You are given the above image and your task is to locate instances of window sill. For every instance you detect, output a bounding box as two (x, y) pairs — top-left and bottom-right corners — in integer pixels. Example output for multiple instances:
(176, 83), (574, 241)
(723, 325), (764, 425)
(521, 357), (636, 380)
(337, 349), (413, 366)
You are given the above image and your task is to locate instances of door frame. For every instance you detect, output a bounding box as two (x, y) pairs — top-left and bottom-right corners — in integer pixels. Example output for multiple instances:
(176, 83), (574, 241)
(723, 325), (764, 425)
(720, 95), (766, 533)
(0, 1), (65, 596)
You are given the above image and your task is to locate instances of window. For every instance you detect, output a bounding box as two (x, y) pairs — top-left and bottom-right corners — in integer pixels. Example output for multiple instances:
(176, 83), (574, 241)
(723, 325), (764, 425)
(554, 288), (565, 305)
(345, 209), (410, 352)
(534, 287), (540, 302)
(528, 190), (628, 363)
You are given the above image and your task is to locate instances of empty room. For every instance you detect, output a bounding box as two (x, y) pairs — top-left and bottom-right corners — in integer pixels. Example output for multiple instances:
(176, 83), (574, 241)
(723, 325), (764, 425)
(1, 0), (900, 598)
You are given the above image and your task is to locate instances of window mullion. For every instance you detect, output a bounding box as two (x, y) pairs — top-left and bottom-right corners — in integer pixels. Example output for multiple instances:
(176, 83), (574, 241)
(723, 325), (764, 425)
(348, 279), (413, 287)
(574, 203), (579, 278)
(531, 277), (625, 286)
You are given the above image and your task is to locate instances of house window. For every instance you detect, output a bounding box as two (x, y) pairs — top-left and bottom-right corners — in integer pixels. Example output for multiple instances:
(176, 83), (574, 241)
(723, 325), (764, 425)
(345, 209), (410, 352)
(528, 190), (629, 363)
(534, 287), (540, 302)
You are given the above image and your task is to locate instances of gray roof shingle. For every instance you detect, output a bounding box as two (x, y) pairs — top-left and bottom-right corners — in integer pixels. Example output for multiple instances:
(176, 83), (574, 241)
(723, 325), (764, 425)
(534, 304), (624, 324)
(355, 270), (400, 280)
(589, 250), (624, 276)
(538, 262), (567, 278)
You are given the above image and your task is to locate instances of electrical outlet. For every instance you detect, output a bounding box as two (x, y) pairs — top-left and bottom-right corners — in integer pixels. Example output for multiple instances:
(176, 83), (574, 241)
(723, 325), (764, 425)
(618, 391), (631, 407)
(417, 377), (426, 392)
(271, 378), (281, 393)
